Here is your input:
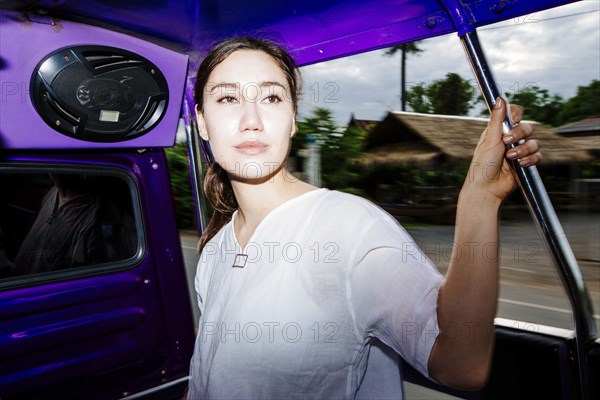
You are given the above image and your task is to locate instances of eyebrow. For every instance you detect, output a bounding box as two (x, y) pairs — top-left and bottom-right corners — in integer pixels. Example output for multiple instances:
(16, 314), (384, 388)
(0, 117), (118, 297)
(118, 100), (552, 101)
(259, 81), (287, 90)
(207, 82), (237, 93)
(207, 81), (287, 94)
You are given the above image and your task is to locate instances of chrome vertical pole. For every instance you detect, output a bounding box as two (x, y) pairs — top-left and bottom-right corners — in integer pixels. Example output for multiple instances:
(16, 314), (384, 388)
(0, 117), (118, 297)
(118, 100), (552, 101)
(461, 30), (595, 399)
(183, 78), (210, 234)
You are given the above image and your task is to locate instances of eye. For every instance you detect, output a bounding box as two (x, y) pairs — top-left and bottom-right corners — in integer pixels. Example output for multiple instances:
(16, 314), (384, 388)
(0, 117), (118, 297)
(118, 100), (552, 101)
(218, 96), (238, 104)
(263, 95), (282, 104)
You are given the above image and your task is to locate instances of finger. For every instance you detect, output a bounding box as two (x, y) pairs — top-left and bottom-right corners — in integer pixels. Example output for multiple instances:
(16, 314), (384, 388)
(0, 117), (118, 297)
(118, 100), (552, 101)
(506, 139), (540, 161)
(510, 104), (524, 124)
(502, 122), (534, 145)
(517, 151), (543, 168)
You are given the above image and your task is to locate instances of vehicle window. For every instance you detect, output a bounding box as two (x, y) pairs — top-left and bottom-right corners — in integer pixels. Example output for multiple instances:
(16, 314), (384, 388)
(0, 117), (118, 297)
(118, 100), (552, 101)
(296, 46), (599, 398)
(0, 168), (139, 284)
(295, 8), (599, 332)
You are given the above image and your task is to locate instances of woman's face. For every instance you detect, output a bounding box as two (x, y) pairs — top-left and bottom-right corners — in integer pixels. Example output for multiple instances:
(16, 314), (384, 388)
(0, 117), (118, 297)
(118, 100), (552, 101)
(196, 50), (296, 182)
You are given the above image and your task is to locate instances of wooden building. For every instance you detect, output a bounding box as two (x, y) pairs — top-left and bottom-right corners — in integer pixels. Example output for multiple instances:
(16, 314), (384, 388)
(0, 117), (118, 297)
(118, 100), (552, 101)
(350, 112), (594, 216)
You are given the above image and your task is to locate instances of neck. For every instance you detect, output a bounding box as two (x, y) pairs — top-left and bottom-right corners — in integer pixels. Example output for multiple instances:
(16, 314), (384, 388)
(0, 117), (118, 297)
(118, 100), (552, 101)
(230, 167), (316, 229)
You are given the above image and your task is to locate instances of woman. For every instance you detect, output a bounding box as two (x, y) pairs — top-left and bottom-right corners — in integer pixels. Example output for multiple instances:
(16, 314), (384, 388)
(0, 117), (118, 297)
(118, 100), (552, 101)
(187, 37), (541, 399)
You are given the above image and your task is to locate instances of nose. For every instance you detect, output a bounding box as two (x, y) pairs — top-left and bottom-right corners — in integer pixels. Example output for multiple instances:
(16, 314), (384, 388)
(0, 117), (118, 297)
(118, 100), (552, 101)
(238, 101), (264, 133)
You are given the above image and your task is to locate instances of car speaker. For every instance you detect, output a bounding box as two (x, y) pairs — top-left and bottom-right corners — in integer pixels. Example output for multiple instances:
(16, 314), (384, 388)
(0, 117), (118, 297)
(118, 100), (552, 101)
(31, 45), (168, 142)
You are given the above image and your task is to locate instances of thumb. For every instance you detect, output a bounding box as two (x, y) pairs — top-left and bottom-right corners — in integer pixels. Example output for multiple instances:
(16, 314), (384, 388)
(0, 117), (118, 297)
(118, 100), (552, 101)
(490, 97), (506, 128)
(483, 97), (507, 143)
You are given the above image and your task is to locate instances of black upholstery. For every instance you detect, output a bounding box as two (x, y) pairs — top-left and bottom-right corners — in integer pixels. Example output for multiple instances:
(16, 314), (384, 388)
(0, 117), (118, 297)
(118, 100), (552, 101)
(401, 325), (579, 399)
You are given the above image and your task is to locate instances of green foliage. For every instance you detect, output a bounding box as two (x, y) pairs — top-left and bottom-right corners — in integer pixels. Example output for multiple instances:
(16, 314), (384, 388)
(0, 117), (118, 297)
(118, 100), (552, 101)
(506, 85), (564, 127)
(406, 84), (431, 113)
(474, 80), (598, 126)
(296, 108), (366, 193)
(362, 160), (466, 205)
(165, 142), (195, 229)
(557, 80), (600, 125)
(407, 73), (474, 115)
(581, 153), (600, 179)
(428, 73), (474, 115)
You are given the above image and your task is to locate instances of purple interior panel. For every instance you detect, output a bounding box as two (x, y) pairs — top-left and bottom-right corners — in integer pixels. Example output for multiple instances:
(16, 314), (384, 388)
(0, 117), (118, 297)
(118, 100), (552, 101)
(0, 11), (188, 150)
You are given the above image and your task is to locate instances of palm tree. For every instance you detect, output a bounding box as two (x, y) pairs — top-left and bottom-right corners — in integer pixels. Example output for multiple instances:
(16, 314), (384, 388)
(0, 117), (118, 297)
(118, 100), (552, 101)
(384, 42), (423, 111)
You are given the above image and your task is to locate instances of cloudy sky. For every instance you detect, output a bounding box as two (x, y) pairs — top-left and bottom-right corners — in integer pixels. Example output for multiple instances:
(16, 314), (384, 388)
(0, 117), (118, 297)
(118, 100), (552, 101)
(297, 1), (600, 125)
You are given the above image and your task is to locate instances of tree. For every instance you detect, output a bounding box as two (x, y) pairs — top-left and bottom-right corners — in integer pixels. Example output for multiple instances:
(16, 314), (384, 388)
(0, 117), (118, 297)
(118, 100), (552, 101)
(407, 73), (474, 115)
(384, 42), (423, 111)
(406, 84), (431, 114)
(296, 108), (366, 193)
(506, 85), (564, 127)
(428, 73), (474, 115)
(557, 80), (600, 125)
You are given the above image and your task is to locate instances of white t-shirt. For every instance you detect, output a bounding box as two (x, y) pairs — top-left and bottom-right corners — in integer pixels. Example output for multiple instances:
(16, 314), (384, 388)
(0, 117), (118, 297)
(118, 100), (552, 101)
(188, 189), (443, 399)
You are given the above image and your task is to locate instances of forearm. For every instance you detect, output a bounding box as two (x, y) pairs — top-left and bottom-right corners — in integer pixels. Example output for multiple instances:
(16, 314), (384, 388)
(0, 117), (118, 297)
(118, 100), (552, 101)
(428, 185), (502, 388)
(427, 100), (540, 388)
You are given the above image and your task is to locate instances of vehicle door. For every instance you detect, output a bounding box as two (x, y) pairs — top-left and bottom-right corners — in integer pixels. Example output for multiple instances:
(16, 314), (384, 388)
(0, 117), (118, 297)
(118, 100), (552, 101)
(0, 11), (195, 400)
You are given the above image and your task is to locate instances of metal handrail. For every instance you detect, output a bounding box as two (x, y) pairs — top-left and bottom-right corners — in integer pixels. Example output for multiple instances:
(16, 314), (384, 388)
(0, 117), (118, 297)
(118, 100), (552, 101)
(460, 28), (596, 400)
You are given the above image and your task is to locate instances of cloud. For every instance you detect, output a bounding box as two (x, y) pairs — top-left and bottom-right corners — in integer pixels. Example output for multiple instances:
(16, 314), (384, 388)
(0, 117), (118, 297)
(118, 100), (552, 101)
(298, 2), (599, 125)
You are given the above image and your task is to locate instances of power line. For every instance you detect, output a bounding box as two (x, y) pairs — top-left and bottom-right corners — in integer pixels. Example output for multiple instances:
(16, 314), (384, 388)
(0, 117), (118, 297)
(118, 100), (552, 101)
(480, 8), (599, 31)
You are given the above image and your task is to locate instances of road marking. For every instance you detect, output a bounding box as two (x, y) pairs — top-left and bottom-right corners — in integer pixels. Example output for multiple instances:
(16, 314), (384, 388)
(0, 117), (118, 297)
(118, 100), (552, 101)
(499, 298), (600, 320)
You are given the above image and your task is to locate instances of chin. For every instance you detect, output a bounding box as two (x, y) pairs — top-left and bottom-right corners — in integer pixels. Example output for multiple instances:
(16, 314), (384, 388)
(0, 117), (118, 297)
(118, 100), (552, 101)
(221, 158), (285, 182)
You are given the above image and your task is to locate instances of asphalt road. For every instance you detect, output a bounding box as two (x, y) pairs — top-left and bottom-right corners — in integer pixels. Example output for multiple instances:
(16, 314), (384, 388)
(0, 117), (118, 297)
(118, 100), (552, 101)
(405, 210), (600, 332)
(179, 210), (599, 399)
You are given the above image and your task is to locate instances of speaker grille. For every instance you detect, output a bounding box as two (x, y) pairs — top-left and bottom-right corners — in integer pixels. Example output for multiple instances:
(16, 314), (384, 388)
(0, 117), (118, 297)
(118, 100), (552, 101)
(31, 46), (169, 142)
(81, 50), (145, 71)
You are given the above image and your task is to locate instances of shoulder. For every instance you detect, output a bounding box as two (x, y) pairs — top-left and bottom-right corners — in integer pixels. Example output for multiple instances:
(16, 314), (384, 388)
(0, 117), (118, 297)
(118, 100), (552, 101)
(200, 221), (232, 257)
(304, 189), (409, 251)
(311, 189), (395, 225)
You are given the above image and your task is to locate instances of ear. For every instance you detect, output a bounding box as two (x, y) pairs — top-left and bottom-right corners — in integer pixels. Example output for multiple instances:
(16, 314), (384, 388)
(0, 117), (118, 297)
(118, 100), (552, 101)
(195, 105), (209, 141)
(290, 116), (296, 138)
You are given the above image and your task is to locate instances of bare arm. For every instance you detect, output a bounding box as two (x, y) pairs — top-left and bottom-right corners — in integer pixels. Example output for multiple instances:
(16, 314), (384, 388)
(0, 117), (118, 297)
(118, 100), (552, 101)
(428, 99), (541, 389)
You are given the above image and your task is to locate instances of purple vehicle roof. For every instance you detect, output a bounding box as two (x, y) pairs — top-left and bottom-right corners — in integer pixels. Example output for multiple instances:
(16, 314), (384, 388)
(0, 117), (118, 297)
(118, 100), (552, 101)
(3, 0), (579, 64)
(0, 0), (580, 150)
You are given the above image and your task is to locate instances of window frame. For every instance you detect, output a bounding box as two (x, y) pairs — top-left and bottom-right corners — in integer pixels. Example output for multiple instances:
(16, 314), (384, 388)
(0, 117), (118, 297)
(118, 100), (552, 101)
(0, 161), (146, 291)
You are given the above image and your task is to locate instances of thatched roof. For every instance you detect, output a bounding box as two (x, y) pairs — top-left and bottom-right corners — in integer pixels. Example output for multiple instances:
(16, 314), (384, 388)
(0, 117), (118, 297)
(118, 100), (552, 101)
(554, 117), (600, 136)
(364, 143), (441, 165)
(360, 112), (593, 167)
(348, 115), (379, 133)
(554, 117), (600, 152)
(564, 135), (600, 152)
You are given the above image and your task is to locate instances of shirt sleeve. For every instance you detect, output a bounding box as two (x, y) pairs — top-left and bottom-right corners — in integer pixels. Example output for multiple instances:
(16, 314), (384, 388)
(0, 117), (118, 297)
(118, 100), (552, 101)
(347, 215), (443, 378)
(194, 226), (229, 317)
(194, 258), (205, 315)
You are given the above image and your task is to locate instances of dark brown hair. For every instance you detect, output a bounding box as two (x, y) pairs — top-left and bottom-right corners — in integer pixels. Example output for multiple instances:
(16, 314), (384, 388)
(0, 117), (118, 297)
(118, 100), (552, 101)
(195, 37), (301, 253)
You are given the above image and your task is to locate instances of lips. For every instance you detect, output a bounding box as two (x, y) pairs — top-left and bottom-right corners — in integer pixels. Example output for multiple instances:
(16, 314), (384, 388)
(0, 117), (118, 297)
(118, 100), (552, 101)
(234, 141), (269, 155)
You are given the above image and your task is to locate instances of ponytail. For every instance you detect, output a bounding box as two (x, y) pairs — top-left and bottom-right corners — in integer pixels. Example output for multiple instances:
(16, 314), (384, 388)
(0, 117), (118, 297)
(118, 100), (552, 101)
(197, 163), (238, 253)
